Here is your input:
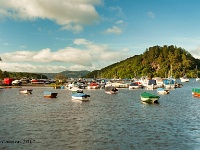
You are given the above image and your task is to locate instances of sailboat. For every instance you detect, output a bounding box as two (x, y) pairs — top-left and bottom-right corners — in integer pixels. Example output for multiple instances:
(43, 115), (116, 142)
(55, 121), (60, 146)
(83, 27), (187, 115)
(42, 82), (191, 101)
(180, 69), (189, 82)
(196, 65), (200, 81)
(164, 65), (175, 89)
(168, 65), (176, 82)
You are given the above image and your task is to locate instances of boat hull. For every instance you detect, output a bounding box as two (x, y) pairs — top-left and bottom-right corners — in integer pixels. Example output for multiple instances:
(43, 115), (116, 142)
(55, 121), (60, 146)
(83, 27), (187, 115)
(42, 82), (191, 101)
(71, 93), (90, 101)
(196, 78), (200, 81)
(157, 88), (169, 94)
(19, 89), (33, 94)
(157, 91), (169, 94)
(180, 78), (189, 82)
(105, 91), (118, 94)
(140, 97), (159, 103)
(43, 92), (58, 98)
(192, 88), (200, 97)
(105, 86), (118, 94)
(140, 92), (160, 103)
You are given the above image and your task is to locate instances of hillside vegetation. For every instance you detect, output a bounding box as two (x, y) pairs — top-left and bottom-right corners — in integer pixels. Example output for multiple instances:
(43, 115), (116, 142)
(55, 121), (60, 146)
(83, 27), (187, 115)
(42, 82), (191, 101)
(85, 45), (200, 79)
(43, 70), (90, 79)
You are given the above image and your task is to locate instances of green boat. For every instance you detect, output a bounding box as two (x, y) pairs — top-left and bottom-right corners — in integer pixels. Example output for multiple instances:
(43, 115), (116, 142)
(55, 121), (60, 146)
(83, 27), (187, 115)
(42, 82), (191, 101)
(192, 88), (200, 97)
(140, 92), (160, 103)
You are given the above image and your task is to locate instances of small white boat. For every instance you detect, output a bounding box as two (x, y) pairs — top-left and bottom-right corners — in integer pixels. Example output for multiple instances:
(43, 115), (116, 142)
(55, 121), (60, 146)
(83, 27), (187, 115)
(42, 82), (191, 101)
(180, 76), (189, 82)
(71, 93), (90, 101)
(196, 77), (200, 81)
(71, 87), (83, 93)
(19, 88), (33, 94)
(157, 88), (169, 94)
(105, 86), (118, 94)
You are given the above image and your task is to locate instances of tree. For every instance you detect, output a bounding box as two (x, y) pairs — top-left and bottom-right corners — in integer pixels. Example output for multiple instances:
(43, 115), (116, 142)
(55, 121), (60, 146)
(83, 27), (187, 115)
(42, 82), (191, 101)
(0, 69), (4, 79)
(54, 73), (67, 84)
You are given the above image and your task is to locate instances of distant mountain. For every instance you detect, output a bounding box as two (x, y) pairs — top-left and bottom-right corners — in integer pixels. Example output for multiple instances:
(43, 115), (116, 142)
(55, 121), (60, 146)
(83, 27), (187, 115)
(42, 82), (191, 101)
(85, 45), (200, 79)
(43, 70), (90, 79)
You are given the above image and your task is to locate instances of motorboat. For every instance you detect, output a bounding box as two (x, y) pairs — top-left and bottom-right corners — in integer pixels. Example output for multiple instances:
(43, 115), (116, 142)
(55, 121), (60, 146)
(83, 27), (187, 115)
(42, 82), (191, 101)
(140, 92), (160, 103)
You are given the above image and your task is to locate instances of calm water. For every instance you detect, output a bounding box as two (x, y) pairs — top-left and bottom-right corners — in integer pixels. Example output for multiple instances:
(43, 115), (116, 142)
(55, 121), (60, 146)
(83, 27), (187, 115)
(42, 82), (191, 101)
(0, 79), (200, 150)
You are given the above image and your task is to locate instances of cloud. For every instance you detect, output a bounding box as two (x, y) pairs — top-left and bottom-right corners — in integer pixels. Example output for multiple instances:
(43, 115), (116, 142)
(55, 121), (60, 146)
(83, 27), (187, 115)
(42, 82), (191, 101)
(189, 45), (200, 59)
(0, 62), (67, 73)
(115, 20), (124, 24)
(0, 0), (102, 32)
(147, 11), (155, 19)
(0, 39), (131, 72)
(104, 26), (122, 34)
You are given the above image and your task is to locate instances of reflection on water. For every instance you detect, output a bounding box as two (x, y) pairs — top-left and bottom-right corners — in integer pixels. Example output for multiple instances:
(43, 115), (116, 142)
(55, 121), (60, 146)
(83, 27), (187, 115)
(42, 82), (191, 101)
(0, 80), (200, 150)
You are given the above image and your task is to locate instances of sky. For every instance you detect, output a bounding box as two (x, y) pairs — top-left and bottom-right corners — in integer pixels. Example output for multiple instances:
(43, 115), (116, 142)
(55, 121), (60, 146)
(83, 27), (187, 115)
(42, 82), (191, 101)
(0, 0), (200, 73)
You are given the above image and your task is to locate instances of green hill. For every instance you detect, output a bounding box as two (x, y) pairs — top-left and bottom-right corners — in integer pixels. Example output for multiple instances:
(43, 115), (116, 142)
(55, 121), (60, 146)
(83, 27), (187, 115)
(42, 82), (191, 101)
(43, 70), (90, 79)
(85, 45), (200, 79)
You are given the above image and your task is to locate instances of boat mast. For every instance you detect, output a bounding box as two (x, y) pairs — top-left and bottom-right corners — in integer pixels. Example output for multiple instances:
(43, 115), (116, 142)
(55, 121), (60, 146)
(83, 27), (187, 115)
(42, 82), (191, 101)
(171, 65), (172, 77)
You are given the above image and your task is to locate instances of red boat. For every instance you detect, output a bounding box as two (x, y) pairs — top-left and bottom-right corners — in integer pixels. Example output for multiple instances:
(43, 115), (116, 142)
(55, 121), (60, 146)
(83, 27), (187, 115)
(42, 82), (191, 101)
(87, 82), (100, 89)
(31, 79), (45, 84)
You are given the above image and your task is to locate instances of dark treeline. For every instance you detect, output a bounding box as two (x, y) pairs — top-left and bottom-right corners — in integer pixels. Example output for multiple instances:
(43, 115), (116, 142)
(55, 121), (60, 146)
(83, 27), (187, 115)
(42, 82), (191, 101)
(0, 70), (48, 80)
(85, 45), (200, 79)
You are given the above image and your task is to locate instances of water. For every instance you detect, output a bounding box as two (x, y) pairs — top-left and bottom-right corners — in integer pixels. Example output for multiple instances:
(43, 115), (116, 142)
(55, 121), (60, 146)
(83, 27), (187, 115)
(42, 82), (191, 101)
(0, 79), (200, 150)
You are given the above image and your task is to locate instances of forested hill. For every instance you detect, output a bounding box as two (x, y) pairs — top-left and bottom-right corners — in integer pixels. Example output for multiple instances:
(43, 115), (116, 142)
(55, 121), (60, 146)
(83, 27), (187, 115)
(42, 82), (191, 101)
(43, 70), (90, 79)
(85, 45), (200, 79)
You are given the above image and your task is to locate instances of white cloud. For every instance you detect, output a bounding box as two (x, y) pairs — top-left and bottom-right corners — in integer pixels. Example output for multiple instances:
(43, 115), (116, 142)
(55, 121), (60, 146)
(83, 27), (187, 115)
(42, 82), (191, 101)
(104, 26), (122, 34)
(0, 62), (67, 73)
(0, 39), (131, 72)
(0, 0), (102, 32)
(115, 20), (124, 24)
(189, 45), (200, 59)
(147, 11), (155, 19)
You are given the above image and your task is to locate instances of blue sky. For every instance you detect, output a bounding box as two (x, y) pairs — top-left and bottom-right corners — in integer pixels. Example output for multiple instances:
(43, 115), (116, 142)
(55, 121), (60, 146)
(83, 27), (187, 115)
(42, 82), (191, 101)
(0, 0), (200, 73)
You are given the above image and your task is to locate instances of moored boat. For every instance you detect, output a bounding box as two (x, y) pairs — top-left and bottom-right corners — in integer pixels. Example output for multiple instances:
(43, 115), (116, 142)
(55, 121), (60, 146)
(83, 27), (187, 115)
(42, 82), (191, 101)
(19, 88), (33, 94)
(87, 82), (100, 89)
(140, 92), (160, 103)
(105, 86), (118, 94)
(129, 82), (143, 89)
(163, 79), (175, 89)
(71, 93), (90, 101)
(43, 91), (58, 98)
(192, 88), (200, 97)
(146, 80), (157, 90)
(180, 76), (189, 82)
(157, 88), (169, 94)
(70, 87), (83, 93)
